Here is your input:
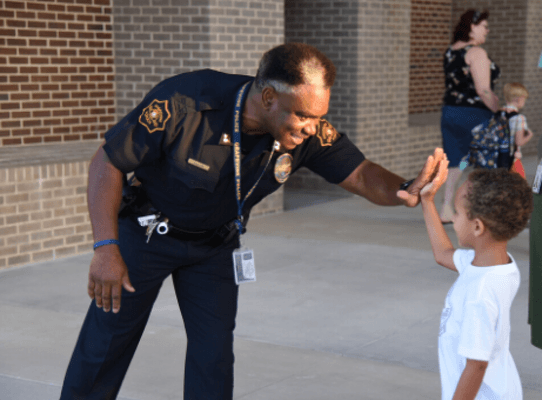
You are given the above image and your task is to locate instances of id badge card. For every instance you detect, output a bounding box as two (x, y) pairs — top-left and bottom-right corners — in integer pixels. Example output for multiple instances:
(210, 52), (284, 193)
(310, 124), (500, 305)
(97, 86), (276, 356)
(533, 163), (542, 194)
(232, 248), (256, 284)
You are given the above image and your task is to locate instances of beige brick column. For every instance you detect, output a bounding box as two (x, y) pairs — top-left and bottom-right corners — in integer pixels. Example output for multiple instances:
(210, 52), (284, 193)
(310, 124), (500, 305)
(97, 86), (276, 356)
(113, 0), (284, 118)
(285, 0), (414, 193)
(0, 158), (93, 269)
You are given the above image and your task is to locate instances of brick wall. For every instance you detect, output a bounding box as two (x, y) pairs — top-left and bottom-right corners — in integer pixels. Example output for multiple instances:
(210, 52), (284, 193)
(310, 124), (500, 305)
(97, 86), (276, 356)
(3, 1), (539, 270)
(409, 0), (452, 114)
(0, 0), (115, 146)
(0, 158), (92, 269)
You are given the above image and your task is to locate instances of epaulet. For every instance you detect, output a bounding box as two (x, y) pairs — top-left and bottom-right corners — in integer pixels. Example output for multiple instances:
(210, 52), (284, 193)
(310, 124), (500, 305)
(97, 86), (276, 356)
(315, 119), (339, 147)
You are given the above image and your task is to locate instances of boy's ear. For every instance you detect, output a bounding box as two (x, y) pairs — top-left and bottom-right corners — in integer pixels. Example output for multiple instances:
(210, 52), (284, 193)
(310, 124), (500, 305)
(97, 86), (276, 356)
(473, 218), (486, 237)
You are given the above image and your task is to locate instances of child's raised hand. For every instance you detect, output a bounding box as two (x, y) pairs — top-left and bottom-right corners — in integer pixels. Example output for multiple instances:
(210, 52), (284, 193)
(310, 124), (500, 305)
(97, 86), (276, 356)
(420, 158), (449, 202)
(397, 148), (448, 207)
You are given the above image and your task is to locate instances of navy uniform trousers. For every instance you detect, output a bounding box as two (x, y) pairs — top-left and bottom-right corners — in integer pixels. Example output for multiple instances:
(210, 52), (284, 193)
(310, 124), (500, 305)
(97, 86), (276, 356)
(60, 217), (240, 399)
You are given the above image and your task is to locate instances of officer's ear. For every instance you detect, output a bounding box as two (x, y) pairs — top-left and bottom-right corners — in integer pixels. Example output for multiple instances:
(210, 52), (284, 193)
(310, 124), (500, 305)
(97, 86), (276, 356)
(261, 86), (276, 111)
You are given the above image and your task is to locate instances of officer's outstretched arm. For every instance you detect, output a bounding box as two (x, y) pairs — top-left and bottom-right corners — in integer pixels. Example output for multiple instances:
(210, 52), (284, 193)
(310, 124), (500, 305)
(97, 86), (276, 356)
(339, 148), (446, 207)
(87, 145), (135, 314)
(339, 159), (407, 206)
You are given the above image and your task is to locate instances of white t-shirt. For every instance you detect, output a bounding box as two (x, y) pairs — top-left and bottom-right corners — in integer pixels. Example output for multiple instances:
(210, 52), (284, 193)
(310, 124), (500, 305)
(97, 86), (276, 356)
(438, 249), (523, 400)
(503, 104), (528, 157)
(508, 113), (528, 135)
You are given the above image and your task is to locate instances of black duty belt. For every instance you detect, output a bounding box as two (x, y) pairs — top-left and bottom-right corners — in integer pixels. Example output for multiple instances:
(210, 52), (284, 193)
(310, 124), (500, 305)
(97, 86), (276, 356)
(150, 216), (238, 244)
(132, 213), (241, 247)
(119, 181), (244, 246)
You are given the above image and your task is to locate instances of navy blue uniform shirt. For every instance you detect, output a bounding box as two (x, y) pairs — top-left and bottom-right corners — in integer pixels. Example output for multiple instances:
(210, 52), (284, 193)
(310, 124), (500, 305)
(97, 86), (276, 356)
(103, 70), (365, 230)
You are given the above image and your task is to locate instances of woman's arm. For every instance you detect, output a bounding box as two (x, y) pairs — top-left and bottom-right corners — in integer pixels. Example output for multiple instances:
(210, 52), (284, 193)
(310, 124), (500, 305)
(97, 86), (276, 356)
(466, 47), (499, 112)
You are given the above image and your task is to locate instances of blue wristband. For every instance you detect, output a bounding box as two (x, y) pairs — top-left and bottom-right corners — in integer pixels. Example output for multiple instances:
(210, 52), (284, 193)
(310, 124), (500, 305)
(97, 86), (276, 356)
(93, 239), (120, 250)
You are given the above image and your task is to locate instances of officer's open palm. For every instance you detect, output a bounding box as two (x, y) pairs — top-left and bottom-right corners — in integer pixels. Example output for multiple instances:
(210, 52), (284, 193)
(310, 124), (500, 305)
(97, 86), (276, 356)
(88, 246), (135, 313)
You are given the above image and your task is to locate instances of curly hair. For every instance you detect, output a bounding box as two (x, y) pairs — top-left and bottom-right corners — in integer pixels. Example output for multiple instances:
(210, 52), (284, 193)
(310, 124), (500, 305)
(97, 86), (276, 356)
(254, 42), (336, 93)
(465, 169), (533, 241)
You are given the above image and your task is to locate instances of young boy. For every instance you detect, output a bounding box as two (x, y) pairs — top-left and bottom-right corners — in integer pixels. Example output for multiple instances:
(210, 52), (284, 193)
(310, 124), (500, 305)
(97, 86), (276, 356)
(503, 82), (533, 178)
(420, 165), (533, 399)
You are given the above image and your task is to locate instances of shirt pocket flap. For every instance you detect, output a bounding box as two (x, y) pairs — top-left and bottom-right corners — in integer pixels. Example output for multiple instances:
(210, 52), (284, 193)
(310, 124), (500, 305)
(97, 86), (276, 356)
(168, 145), (231, 192)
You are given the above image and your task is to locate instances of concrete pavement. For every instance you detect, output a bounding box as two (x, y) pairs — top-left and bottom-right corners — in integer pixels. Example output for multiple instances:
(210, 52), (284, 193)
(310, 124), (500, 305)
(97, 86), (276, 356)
(1, 157), (541, 400)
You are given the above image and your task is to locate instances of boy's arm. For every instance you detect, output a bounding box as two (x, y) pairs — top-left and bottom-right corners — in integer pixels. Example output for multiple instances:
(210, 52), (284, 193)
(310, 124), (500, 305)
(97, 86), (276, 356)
(452, 359), (488, 400)
(515, 128), (533, 147)
(511, 115), (532, 147)
(419, 159), (457, 272)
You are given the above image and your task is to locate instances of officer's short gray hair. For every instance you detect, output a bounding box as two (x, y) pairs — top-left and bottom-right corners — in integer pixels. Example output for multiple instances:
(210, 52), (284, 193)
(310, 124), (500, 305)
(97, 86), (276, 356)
(254, 43), (336, 93)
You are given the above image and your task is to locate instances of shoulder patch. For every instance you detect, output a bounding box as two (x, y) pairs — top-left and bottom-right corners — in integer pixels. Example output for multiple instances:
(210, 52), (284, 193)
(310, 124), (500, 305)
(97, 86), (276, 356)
(139, 99), (171, 134)
(316, 119), (339, 147)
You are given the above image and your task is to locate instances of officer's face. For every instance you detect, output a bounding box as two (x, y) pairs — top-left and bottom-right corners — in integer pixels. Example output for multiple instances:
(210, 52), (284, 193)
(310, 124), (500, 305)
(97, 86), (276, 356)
(265, 84), (330, 150)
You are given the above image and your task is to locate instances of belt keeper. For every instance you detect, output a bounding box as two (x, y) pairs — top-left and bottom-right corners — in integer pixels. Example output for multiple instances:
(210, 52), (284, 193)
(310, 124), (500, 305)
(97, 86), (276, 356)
(93, 239), (120, 250)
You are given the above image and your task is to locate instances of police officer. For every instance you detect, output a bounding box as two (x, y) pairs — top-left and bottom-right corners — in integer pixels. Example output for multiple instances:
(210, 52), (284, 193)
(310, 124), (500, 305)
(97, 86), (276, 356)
(60, 42), (446, 399)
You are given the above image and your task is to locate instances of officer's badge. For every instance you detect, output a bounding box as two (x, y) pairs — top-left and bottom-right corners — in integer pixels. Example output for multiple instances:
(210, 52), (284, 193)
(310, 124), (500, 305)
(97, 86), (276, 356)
(316, 119), (339, 147)
(274, 153), (293, 184)
(139, 99), (171, 134)
(219, 133), (232, 146)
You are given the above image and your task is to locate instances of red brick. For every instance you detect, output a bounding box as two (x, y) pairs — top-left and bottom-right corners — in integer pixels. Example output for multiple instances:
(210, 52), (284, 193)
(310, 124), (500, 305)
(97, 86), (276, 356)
(23, 137), (43, 144)
(28, 21), (47, 29)
(37, 12), (56, 20)
(1, 120), (20, 129)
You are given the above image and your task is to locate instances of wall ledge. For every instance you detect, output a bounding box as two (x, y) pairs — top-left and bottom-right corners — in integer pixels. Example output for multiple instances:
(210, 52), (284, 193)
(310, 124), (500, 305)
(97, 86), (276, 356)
(0, 141), (102, 169)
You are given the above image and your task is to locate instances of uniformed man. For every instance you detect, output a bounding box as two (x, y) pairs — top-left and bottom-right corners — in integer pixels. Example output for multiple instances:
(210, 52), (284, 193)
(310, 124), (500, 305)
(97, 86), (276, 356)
(60, 42), (447, 399)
